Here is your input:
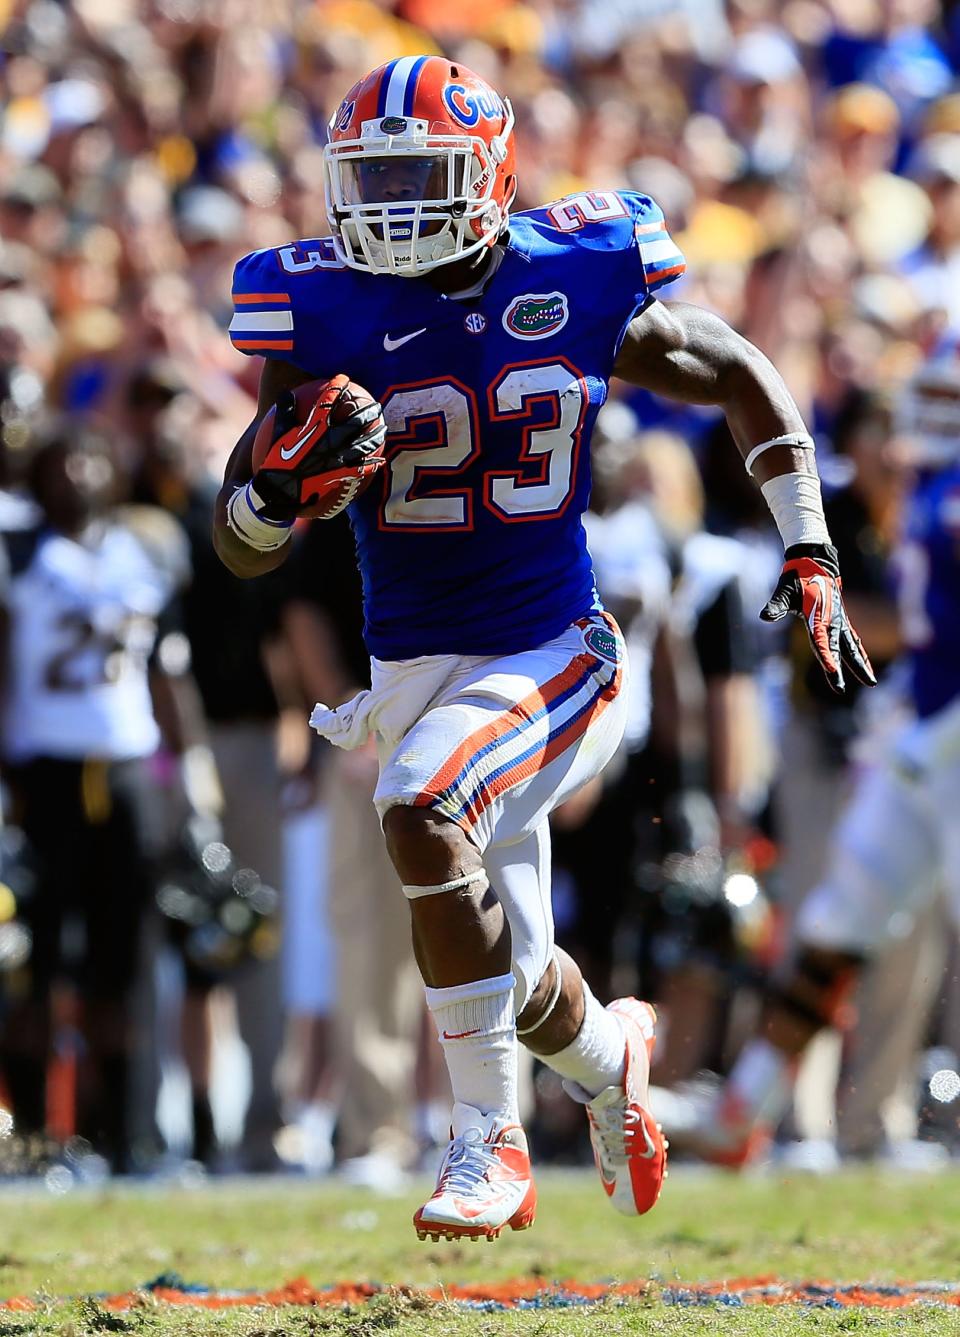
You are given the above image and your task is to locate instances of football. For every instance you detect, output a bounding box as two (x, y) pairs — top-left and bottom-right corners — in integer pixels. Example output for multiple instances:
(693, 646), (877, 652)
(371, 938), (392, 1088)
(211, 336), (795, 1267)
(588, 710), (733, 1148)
(251, 374), (385, 520)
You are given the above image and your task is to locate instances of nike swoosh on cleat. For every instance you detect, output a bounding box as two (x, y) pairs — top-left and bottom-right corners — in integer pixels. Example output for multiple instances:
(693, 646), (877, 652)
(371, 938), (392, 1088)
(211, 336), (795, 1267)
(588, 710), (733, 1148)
(453, 1185), (518, 1218)
(636, 1114), (658, 1160)
(591, 1145), (616, 1192)
(383, 328), (427, 351)
(454, 1201), (494, 1219)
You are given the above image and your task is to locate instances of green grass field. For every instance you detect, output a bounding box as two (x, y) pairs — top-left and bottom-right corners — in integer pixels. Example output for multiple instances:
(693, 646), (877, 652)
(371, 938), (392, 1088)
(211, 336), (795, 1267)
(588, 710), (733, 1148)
(0, 1167), (957, 1336)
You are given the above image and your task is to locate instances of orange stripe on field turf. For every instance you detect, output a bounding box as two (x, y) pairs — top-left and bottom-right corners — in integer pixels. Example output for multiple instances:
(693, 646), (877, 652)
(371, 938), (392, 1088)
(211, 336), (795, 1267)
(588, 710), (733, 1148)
(3, 1277), (960, 1312)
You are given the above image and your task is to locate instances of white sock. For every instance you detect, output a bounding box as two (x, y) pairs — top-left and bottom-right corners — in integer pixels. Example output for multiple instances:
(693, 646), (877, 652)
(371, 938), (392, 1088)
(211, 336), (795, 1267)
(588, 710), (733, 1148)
(539, 981), (626, 1097)
(424, 973), (518, 1122)
(728, 1038), (793, 1125)
(299, 1101), (336, 1174)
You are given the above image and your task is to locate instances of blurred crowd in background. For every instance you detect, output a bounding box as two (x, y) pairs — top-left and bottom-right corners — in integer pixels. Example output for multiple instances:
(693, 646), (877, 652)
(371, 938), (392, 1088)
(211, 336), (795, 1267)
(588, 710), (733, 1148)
(0, 0), (959, 1185)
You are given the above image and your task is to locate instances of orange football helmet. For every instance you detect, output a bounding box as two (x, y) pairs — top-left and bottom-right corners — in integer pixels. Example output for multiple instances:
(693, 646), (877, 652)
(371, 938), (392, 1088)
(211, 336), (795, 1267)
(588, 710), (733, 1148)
(323, 56), (517, 277)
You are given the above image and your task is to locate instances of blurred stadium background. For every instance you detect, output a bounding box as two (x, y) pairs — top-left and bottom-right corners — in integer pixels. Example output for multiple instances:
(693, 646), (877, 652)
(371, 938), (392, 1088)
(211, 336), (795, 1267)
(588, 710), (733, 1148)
(0, 0), (958, 1198)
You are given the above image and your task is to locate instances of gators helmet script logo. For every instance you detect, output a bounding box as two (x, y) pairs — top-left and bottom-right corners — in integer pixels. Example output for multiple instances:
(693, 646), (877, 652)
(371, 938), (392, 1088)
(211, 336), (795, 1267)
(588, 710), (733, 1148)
(502, 292), (569, 340)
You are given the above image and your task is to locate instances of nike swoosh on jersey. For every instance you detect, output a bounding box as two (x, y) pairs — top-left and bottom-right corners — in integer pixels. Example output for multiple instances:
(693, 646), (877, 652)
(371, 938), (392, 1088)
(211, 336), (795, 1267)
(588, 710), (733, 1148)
(383, 328), (427, 351)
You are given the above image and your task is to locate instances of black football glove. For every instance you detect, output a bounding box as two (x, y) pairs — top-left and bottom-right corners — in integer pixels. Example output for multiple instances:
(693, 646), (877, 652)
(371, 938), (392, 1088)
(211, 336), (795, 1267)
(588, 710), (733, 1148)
(760, 542), (877, 694)
(254, 377), (386, 522)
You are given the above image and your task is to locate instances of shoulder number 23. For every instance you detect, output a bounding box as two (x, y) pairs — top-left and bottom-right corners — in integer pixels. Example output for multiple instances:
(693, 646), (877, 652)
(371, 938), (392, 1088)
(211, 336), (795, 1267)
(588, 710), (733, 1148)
(379, 360), (587, 531)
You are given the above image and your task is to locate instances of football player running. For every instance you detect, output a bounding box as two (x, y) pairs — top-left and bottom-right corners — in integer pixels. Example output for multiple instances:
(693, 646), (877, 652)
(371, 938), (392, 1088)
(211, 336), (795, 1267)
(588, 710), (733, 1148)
(215, 56), (873, 1239)
(670, 339), (960, 1169)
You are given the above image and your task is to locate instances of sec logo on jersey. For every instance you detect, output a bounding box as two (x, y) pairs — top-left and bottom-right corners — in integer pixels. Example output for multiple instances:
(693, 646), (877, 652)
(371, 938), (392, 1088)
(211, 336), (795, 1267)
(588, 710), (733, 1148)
(464, 312), (487, 335)
(502, 292), (569, 340)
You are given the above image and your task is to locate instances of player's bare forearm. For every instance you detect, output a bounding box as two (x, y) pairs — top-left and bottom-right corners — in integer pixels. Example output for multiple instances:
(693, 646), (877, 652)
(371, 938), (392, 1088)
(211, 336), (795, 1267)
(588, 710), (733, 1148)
(616, 300), (876, 693)
(214, 357), (316, 578)
(613, 301), (814, 483)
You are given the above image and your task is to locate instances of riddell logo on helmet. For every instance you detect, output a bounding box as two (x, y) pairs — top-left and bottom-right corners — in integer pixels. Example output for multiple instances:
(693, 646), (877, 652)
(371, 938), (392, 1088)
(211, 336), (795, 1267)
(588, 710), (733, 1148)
(502, 292), (569, 340)
(473, 163), (494, 193)
(443, 83), (504, 127)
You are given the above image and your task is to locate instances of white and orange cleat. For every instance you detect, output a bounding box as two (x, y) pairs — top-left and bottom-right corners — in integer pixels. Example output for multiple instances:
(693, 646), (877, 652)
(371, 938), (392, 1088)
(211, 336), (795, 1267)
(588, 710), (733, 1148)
(564, 998), (667, 1215)
(414, 1103), (537, 1242)
(651, 1060), (786, 1169)
(685, 1087), (774, 1169)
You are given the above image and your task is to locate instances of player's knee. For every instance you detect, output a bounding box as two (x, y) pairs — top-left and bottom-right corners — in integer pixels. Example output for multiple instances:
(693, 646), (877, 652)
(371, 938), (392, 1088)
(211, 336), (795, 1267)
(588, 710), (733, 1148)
(769, 945), (864, 1032)
(382, 803), (460, 871)
(382, 804), (482, 890)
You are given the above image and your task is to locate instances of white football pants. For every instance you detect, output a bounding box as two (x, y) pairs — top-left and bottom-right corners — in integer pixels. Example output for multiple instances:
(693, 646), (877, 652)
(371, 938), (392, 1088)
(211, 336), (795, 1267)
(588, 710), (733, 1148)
(312, 614), (628, 1009)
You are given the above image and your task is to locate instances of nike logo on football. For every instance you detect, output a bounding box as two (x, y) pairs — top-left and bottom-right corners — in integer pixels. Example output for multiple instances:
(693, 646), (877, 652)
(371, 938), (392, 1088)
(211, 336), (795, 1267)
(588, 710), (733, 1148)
(383, 328), (427, 351)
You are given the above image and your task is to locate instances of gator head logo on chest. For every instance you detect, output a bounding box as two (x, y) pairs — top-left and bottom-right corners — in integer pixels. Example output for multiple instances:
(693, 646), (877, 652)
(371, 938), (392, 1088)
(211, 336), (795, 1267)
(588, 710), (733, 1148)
(502, 291), (569, 340)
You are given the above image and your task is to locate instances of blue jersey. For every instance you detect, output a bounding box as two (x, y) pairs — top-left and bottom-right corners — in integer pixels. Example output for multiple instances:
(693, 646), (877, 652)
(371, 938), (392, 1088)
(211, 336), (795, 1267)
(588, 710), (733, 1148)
(897, 463), (960, 718)
(230, 191), (684, 659)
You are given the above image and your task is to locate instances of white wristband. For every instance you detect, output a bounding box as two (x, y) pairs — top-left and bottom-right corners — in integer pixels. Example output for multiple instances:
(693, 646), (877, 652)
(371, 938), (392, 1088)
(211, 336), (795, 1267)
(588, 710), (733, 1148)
(744, 432), (814, 476)
(760, 472), (831, 549)
(225, 483), (293, 552)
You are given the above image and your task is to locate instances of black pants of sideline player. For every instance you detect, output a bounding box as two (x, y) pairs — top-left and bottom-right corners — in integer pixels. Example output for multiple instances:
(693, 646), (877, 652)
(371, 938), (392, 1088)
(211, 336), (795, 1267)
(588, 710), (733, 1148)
(0, 756), (155, 1170)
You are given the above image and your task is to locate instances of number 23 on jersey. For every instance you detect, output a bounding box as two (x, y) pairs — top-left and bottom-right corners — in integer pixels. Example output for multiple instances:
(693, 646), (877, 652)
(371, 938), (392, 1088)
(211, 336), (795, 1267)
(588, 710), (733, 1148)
(378, 359), (588, 531)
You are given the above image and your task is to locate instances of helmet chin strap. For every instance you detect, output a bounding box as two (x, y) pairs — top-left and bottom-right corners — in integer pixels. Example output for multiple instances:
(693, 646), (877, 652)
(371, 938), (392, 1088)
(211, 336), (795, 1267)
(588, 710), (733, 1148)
(431, 240), (505, 299)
